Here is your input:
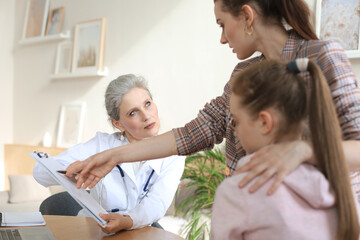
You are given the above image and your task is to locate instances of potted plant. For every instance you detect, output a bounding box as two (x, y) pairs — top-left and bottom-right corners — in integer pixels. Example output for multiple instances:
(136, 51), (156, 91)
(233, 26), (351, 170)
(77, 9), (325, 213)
(175, 147), (226, 240)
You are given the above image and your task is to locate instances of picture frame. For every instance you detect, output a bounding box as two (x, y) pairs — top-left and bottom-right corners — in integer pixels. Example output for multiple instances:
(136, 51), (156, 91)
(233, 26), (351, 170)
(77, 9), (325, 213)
(72, 18), (106, 73)
(57, 102), (86, 148)
(55, 41), (72, 74)
(22, 0), (50, 39)
(45, 6), (65, 35)
(315, 0), (360, 58)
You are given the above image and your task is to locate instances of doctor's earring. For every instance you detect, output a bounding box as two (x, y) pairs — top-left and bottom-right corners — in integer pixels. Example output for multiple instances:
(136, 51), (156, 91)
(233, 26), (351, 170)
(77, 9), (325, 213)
(120, 132), (125, 141)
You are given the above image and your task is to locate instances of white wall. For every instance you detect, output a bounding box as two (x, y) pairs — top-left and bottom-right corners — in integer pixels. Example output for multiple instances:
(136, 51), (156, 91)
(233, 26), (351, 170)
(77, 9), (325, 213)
(0, 1), (14, 190)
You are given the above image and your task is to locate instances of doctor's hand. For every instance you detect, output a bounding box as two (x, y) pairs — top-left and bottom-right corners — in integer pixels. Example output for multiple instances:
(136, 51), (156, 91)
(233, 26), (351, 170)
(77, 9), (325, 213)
(66, 149), (118, 189)
(232, 140), (313, 195)
(99, 213), (133, 234)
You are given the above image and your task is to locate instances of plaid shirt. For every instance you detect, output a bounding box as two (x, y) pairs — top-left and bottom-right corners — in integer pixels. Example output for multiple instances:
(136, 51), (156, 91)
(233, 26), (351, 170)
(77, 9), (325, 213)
(173, 30), (360, 190)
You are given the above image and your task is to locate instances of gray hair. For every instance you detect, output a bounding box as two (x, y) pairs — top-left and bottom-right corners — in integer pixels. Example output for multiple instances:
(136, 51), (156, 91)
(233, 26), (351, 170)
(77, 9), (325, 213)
(105, 74), (152, 121)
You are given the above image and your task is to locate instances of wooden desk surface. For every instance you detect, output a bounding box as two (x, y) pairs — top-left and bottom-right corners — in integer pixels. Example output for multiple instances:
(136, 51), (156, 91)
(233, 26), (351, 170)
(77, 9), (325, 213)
(44, 215), (185, 240)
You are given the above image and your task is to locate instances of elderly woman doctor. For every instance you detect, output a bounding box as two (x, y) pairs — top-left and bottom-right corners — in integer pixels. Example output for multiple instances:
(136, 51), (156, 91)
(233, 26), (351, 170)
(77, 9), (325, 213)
(33, 74), (185, 234)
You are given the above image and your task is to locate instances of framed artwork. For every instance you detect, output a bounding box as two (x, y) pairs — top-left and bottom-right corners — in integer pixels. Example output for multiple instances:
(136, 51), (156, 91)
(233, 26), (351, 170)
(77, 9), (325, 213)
(72, 18), (106, 73)
(22, 0), (49, 39)
(316, 0), (360, 58)
(55, 41), (72, 74)
(45, 6), (65, 35)
(57, 103), (86, 148)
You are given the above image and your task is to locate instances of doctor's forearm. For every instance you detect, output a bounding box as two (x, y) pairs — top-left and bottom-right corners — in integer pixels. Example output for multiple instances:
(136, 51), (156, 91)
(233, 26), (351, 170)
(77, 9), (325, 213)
(110, 131), (178, 164)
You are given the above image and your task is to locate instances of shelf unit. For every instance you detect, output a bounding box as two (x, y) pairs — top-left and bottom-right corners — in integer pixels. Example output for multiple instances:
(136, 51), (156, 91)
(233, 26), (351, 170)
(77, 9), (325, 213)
(18, 30), (110, 79)
(18, 31), (70, 46)
(50, 67), (109, 79)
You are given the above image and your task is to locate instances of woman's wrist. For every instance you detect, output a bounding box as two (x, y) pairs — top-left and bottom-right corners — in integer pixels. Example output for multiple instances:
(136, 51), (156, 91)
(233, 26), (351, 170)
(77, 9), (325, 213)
(109, 145), (126, 165)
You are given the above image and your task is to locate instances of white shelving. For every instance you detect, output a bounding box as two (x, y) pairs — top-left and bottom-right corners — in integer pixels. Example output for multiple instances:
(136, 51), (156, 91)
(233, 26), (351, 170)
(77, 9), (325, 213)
(50, 67), (109, 79)
(19, 30), (109, 79)
(19, 31), (70, 46)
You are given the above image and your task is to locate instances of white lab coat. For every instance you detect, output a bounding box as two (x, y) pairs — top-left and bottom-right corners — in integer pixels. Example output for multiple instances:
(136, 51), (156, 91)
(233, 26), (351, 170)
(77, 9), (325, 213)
(33, 132), (185, 229)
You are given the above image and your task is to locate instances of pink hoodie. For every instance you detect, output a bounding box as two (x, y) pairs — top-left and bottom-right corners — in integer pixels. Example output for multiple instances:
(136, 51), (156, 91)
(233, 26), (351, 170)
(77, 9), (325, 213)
(211, 154), (360, 240)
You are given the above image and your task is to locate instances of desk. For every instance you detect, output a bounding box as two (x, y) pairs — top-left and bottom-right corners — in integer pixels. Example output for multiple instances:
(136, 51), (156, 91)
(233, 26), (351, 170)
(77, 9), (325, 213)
(44, 215), (185, 240)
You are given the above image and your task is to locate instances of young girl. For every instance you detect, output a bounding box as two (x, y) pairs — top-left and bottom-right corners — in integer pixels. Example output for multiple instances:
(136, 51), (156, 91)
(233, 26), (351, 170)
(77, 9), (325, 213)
(211, 59), (360, 240)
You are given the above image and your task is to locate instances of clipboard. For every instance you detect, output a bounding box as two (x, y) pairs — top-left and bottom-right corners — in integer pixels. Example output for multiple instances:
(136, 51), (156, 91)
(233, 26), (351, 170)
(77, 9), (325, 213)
(30, 152), (107, 228)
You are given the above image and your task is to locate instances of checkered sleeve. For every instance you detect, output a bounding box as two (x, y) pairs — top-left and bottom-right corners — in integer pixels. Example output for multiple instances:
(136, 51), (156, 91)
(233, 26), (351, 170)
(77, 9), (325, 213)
(315, 40), (360, 140)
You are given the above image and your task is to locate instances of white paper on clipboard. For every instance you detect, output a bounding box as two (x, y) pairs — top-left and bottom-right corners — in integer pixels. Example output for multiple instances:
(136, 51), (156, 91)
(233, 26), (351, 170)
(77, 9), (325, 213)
(29, 152), (107, 227)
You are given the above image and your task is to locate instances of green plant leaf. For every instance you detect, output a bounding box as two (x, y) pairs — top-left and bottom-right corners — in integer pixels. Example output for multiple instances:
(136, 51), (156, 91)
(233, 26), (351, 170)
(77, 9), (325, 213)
(176, 147), (225, 239)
